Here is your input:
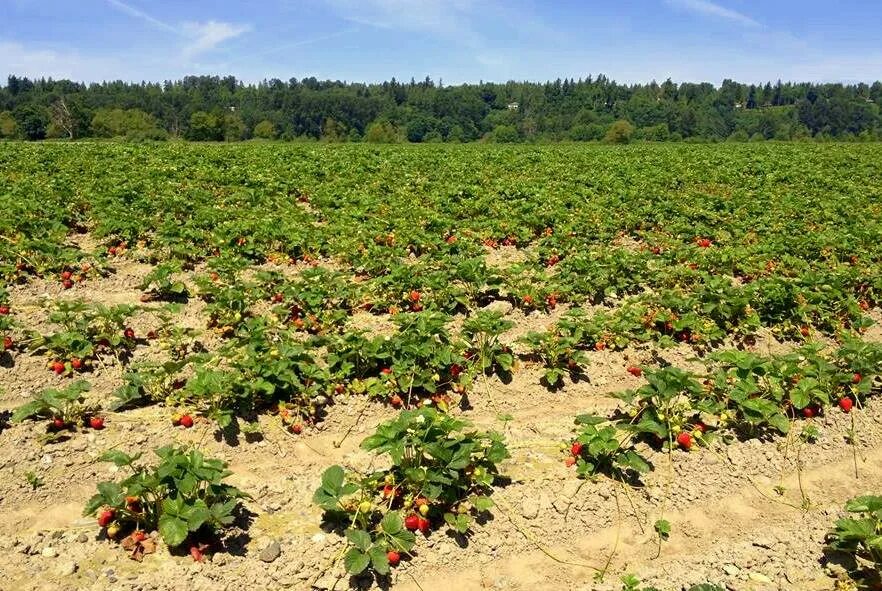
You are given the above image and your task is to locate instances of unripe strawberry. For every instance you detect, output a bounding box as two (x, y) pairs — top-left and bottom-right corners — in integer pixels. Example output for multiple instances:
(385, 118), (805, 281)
(564, 456), (576, 467)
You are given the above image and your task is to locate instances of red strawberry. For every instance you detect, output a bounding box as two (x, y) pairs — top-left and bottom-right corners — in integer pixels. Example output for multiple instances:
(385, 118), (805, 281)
(52, 360), (65, 374)
(696, 238), (712, 248)
(409, 290), (421, 303)
(62, 279), (73, 289)
(852, 373), (862, 384)
(2, 336), (12, 350)
(272, 293), (284, 303)
(802, 406), (815, 418)
(71, 357), (82, 370)
(676, 432), (693, 450)
(52, 417), (66, 429)
(97, 509), (115, 527)
(382, 485), (396, 499)
(522, 295), (534, 306)
(108, 246), (117, 256)
(594, 341), (606, 351)
(132, 531), (147, 543)
(627, 366), (642, 377)
(390, 395), (403, 408)
(61, 270), (72, 281)
(124, 328), (135, 340)
(450, 364), (462, 378)
(0, 305), (8, 315)
(839, 397), (854, 413)
(89, 416), (105, 430)
(417, 517), (430, 533)
(290, 423), (303, 435)
(546, 294), (557, 309)
(387, 550), (401, 567)
(404, 515), (420, 531)
(800, 326), (810, 337)
(571, 441), (583, 456)
(179, 414), (194, 428)
(381, 367), (392, 375)
(189, 545), (204, 562)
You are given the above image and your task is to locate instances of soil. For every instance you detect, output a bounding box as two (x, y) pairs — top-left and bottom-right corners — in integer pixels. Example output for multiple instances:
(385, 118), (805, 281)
(0, 243), (877, 591)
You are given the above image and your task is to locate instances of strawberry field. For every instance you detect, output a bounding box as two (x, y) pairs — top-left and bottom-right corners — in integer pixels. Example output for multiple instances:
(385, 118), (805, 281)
(1, 141), (882, 591)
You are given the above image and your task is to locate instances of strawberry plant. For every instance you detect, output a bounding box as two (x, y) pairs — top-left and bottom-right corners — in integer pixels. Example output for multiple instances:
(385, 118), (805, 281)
(139, 261), (188, 301)
(314, 407), (509, 576)
(83, 446), (247, 551)
(12, 380), (93, 430)
(826, 495), (882, 586)
(521, 311), (588, 388)
(460, 310), (515, 379)
(568, 414), (650, 480)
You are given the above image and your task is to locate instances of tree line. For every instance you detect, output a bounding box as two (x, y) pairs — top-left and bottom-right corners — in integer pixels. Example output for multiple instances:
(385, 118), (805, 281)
(1, 74), (881, 143)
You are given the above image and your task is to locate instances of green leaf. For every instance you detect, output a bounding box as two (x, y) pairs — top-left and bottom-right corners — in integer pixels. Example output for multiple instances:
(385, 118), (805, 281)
(369, 545), (390, 575)
(654, 519), (671, 541)
(381, 511), (404, 535)
(158, 514), (189, 547)
(345, 529), (372, 552)
(344, 548), (370, 575)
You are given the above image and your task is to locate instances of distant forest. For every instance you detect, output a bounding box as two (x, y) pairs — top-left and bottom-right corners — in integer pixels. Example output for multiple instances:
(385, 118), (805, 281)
(2, 74), (882, 143)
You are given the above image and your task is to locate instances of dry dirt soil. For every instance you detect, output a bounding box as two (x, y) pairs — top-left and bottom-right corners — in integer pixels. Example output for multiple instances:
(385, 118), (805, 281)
(0, 251), (878, 591)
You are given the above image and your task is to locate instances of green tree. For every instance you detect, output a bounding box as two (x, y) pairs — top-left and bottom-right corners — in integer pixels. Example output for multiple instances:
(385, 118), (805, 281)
(223, 112), (246, 141)
(252, 119), (277, 139)
(490, 125), (520, 143)
(0, 111), (17, 138)
(187, 111), (222, 141)
(364, 121), (400, 143)
(13, 105), (48, 140)
(604, 120), (635, 144)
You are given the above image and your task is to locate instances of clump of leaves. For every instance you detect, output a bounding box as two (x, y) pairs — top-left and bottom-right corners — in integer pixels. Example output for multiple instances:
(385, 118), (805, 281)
(83, 446), (248, 552)
(569, 414), (650, 481)
(313, 407), (509, 577)
(12, 380), (92, 428)
(826, 495), (882, 585)
(139, 261), (188, 301)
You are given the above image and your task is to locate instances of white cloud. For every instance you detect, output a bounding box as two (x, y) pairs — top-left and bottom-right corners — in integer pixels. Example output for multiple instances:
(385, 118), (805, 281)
(665, 0), (761, 28)
(324, 0), (481, 41)
(0, 40), (120, 80)
(181, 21), (252, 57)
(106, 0), (177, 33)
(106, 0), (250, 59)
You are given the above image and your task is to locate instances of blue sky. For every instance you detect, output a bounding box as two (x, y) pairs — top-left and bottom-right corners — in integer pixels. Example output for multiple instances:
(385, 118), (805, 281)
(2, 0), (881, 85)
